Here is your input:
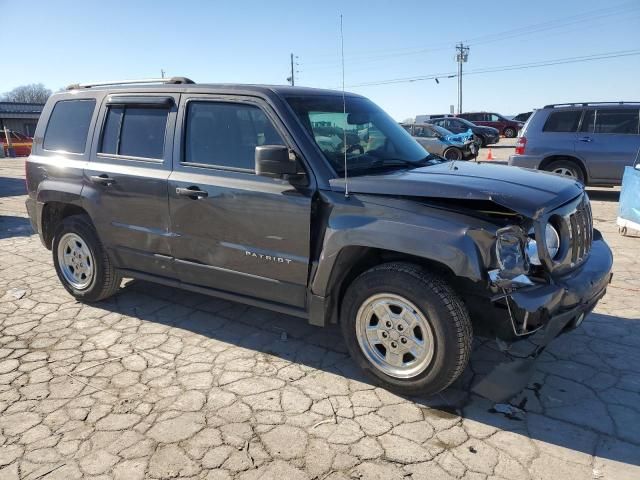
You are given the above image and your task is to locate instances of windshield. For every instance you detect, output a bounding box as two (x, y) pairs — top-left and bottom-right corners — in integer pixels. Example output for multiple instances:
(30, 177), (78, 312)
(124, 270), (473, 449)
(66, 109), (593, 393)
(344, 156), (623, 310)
(453, 117), (476, 128)
(286, 95), (438, 175)
(430, 124), (452, 136)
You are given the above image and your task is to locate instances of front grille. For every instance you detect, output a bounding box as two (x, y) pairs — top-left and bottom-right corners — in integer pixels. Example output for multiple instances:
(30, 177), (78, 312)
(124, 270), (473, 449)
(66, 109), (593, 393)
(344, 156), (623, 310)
(567, 196), (593, 265)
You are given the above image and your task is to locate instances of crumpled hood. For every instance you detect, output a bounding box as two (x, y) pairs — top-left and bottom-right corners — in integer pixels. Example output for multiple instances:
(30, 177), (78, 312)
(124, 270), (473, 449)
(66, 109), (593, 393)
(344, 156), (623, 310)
(444, 128), (474, 144)
(330, 162), (584, 219)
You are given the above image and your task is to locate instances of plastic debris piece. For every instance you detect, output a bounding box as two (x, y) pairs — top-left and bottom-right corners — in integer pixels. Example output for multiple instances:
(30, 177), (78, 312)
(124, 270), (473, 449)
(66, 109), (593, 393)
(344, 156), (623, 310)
(493, 403), (525, 418)
(9, 288), (27, 300)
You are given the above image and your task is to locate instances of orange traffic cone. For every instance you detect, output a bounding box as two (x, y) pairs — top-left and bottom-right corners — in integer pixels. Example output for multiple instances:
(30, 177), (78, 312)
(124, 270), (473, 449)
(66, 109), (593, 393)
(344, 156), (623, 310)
(486, 148), (494, 161)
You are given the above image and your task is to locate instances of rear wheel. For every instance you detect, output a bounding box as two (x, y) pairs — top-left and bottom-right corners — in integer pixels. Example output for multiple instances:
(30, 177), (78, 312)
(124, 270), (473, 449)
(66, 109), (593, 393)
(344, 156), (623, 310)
(443, 147), (463, 161)
(544, 160), (585, 183)
(52, 215), (121, 302)
(504, 127), (517, 138)
(340, 263), (472, 395)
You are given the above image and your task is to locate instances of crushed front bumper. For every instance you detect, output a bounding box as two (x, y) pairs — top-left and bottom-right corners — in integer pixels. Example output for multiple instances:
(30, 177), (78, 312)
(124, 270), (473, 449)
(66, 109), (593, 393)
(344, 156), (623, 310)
(473, 232), (613, 402)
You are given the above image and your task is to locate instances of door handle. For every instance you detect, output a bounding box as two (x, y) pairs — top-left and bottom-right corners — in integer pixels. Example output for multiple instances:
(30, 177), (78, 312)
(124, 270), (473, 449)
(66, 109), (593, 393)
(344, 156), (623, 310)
(176, 186), (208, 199)
(90, 174), (116, 185)
(578, 136), (593, 143)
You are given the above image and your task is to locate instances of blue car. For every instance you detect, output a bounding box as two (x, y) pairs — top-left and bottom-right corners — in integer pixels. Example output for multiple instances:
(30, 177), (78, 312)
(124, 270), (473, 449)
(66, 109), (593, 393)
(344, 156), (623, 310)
(402, 123), (478, 160)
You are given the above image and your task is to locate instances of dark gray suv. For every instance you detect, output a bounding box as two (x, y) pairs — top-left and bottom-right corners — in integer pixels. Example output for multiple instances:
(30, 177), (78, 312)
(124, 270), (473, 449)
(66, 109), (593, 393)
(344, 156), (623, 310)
(25, 78), (613, 399)
(509, 102), (640, 186)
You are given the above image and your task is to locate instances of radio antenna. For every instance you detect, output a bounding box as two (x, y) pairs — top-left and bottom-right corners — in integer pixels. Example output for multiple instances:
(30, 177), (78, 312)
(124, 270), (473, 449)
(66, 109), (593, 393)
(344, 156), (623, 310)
(340, 14), (349, 198)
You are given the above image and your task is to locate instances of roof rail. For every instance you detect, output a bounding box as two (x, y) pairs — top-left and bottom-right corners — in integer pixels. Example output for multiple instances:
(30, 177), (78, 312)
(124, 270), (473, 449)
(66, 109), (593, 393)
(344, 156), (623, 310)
(544, 101), (640, 108)
(66, 77), (195, 90)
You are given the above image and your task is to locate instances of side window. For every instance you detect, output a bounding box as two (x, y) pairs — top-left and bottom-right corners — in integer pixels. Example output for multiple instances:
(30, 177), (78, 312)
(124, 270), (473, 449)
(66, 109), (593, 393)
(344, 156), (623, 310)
(99, 106), (169, 159)
(579, 110), (595, 133)
(184, 102), (284, 170)
(542, 110), (582, 132)
(43, 99), (96, 153)
(594, 109), (639, 134)
(489, 114), (500, 122)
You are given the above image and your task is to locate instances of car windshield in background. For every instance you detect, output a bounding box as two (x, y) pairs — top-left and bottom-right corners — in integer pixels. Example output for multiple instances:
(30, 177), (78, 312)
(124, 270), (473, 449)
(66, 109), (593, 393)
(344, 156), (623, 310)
(286, 95), (439, 175)
(430, 124), (453, 137)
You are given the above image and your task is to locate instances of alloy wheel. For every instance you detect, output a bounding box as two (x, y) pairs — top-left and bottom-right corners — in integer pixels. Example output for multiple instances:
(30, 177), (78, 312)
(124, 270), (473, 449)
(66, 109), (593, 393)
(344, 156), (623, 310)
(57, 232), (95, 290)
(355, 293), (435, 378)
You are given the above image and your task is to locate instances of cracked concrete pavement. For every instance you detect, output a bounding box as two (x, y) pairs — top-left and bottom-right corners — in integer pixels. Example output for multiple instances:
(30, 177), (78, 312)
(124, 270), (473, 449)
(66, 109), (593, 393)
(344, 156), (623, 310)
(0, 157), (639, 479)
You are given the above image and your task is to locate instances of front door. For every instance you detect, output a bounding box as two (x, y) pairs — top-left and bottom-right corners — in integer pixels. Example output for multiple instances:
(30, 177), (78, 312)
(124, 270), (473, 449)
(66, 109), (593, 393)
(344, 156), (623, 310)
(84, 94), (179, 278)
(168, 95), (312, 307)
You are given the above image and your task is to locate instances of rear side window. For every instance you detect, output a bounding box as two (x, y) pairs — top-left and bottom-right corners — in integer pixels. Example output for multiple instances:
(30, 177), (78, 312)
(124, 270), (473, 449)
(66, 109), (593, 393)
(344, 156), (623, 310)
(594, 109), (639, 134)
(43, 99), (96, 153)
(100, 106), (169, 159)
(542, 110), (581, 132)
(184, 102), (284, 170)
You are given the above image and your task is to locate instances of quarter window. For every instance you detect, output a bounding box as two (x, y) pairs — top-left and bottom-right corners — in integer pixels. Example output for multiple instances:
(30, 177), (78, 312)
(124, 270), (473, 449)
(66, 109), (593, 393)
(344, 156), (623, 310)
(542, 110), (582, 132)
(594, 109), (639, 134)
(100, 106), (169, 159)
(43, 99), (96, 153)
(184, 102), (284, 170)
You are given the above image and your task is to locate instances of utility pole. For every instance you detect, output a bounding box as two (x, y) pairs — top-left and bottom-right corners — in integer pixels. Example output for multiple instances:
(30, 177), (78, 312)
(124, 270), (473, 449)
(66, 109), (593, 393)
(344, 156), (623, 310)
(288, 53), (295, 86)
(160, 69), (165, 79)
(455, 43), (469, 114)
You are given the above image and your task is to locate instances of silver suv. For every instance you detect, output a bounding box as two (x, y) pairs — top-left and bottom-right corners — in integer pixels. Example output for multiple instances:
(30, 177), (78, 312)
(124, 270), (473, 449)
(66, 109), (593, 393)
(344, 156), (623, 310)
(509, 102), (640, 186)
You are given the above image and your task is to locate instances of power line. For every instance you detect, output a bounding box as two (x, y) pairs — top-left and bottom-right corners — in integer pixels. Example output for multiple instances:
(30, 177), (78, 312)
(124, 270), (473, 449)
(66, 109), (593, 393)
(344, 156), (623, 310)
(345, 49), (640, 88)
(301, 1), (639, 68)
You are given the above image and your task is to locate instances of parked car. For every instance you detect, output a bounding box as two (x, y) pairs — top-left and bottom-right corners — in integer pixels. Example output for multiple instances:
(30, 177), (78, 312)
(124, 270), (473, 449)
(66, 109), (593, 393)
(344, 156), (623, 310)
(513, 112), (532, 123)
(25, 78), (612, 399)
(401, 123), (477, 160)
(0, 129), (33, 156)
(459, 112), (524, 138)
(509, 102), (640, 186)
(426, 117), (500, 147)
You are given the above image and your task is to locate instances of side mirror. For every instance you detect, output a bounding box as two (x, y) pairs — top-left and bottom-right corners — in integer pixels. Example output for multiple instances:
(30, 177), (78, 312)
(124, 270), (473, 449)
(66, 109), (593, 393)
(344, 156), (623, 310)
(255, 145), (298, 178)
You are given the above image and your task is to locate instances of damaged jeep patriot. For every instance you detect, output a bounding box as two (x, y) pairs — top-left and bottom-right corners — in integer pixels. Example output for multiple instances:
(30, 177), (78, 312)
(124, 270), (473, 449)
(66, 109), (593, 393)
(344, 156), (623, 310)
(25, 78), (613, 400)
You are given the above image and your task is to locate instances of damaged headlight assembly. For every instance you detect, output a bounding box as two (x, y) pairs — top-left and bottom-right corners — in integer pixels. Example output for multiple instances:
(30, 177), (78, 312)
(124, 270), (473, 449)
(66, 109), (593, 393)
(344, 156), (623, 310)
(490, 225), (532, 286)
(490, 222), (561, 287)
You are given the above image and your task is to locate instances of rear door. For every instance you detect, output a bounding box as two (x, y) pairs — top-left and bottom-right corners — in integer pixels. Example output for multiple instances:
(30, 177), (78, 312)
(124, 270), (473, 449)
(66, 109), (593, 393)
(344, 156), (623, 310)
(168, 94), (313, 307)
(576, 107), (640, 183)
(83, 93), (179, 278)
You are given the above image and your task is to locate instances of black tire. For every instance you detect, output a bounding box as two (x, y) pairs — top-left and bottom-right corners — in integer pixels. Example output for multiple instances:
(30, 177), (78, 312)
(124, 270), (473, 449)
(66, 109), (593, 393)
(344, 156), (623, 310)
(340, 262), (473, 396)
(543, 159), (585, 184)
(504, 127), (517, 138)
(443, 147), (463, 161)
(52, 214), (121, 302)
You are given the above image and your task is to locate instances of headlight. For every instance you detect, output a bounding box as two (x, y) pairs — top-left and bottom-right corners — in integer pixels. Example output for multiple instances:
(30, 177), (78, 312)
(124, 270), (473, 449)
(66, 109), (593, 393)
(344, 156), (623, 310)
(527, 224), (560, 265)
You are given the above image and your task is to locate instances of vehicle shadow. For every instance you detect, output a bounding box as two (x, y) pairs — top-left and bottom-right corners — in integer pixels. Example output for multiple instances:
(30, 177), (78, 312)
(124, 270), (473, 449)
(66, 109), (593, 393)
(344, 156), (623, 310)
(0, 215), (33, 239)
(97, 280), (640, 467)
(586, 188), (620, 202)
(0, 177), (27, 197)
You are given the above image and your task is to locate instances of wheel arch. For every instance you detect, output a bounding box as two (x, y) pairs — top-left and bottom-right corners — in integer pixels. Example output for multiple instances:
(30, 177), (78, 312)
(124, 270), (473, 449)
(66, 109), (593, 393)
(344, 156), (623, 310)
(40, 202), (91, 249)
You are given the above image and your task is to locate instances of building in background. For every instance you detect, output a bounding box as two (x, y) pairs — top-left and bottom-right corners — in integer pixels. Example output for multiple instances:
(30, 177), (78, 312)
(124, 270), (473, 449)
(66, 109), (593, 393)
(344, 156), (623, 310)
(0, 102), (44, 137)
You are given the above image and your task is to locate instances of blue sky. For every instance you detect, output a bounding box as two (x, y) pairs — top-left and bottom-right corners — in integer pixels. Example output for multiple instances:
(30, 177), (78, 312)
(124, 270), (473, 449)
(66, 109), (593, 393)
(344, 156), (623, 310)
(3, 0), (639, 120)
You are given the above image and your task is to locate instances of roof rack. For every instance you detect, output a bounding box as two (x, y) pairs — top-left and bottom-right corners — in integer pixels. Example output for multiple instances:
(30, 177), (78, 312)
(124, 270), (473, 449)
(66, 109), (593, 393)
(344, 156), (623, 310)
(66, 77), (195, 90)
(544, 101), (640, 108)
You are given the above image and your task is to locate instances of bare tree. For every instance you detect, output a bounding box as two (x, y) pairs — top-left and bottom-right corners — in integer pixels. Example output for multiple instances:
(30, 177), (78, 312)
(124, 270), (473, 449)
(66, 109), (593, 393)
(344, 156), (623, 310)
(1, 84), (52, 103)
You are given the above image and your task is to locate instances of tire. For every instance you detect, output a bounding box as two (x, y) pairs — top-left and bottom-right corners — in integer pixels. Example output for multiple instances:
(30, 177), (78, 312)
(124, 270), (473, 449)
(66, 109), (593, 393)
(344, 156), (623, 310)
(340, 262), (473, 395)
(504, 127), (517, 138)
(443, 147), (463, 161)
(543, 160), (585, 184)
(52, 214), (121, 302)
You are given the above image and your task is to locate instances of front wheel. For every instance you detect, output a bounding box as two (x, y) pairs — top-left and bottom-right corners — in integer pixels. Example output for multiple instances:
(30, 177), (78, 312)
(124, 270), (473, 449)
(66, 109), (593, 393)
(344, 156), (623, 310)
(443, 147), (463, 161)
(340, 263), (473, 395)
